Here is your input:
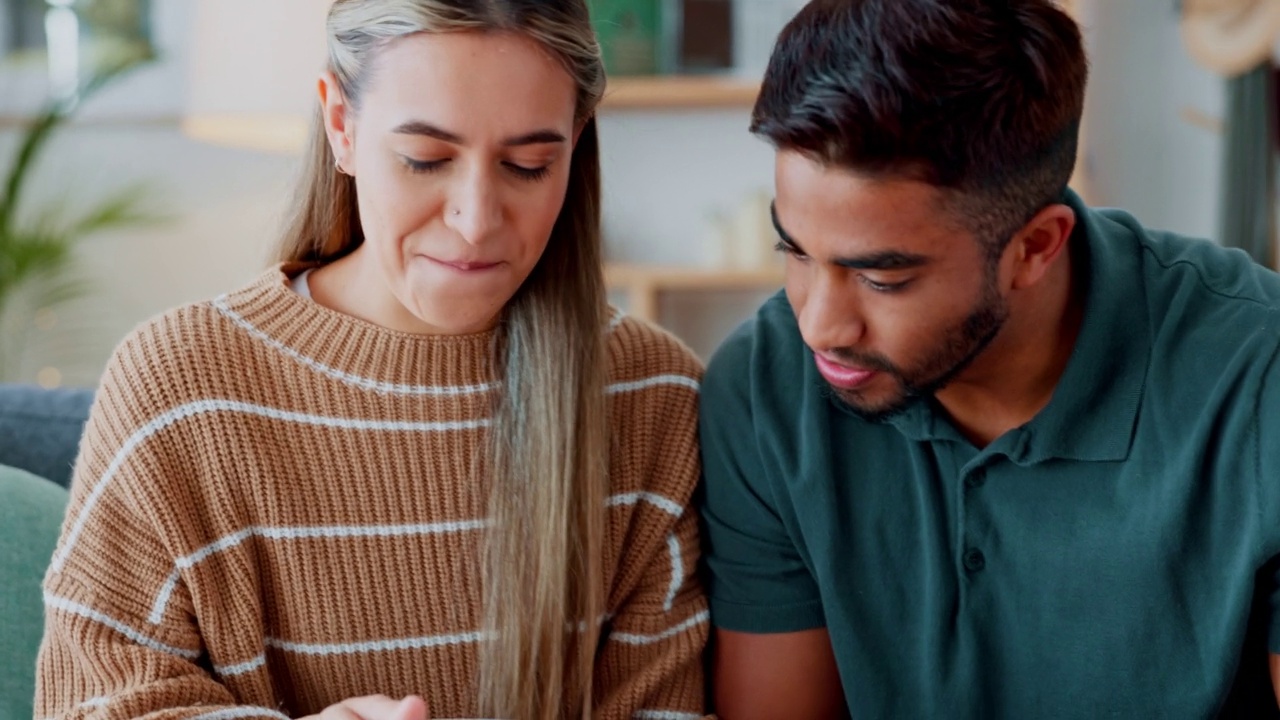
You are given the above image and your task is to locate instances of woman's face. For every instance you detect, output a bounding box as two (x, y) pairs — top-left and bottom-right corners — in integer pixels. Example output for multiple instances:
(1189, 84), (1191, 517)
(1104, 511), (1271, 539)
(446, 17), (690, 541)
(322, 30), (580, 335)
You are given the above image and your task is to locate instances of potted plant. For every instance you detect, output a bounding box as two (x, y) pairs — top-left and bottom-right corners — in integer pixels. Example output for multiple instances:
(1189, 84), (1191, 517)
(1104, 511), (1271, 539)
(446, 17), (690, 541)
(0, 54), (159, 381)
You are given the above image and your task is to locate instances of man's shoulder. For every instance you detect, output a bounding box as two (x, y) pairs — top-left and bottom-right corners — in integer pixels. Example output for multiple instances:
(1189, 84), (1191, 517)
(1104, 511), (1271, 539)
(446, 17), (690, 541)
(1095, 209), (1280, 317)
(1088, 209), (1280, 425)
(1091, 208), (1280, 355)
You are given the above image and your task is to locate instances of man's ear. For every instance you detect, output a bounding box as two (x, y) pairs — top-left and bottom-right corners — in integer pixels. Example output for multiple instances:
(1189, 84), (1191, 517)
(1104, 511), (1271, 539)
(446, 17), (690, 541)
(1005, 204), (1076, 291)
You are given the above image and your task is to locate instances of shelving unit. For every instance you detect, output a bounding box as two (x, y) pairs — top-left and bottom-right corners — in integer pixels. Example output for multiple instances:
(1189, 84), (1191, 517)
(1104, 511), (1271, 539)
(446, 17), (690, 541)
(604, 263), (784, 323)
(601, 76), (760, 111)
(596, 77), (774, 327)
(0, 76), (764, 129)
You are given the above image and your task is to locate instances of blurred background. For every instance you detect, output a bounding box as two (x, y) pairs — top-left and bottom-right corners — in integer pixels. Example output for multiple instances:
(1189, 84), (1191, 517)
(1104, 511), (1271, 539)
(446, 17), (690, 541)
(0, 0), (1272, 388)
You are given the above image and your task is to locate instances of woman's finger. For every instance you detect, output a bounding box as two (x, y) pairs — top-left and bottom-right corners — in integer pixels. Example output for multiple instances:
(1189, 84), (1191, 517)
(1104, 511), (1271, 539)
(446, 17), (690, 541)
(341, 694), (411, 720)
(316, 703), (364, 720)
(391, 695), (429, 720)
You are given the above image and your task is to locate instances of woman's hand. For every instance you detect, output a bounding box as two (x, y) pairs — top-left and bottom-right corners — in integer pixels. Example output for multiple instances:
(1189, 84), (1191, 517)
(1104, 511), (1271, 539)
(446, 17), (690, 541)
(300, 694), (429, 720)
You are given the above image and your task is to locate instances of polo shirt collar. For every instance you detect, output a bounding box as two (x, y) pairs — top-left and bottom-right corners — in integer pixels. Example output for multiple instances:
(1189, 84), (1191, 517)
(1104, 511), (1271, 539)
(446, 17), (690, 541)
(887, 190), (1150, 464)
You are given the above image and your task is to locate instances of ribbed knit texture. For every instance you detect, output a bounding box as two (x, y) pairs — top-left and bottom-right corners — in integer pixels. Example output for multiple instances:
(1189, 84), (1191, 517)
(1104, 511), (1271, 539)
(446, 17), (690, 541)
(35, 264), (708, 720)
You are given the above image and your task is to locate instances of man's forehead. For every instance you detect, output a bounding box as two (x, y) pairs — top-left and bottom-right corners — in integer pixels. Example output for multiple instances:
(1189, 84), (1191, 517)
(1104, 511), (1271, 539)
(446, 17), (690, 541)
(772, 180), (968, 261)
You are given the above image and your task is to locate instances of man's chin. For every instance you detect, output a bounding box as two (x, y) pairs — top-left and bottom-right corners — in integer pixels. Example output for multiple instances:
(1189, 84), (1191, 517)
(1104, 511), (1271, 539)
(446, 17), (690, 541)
(825, 383), (918, 423)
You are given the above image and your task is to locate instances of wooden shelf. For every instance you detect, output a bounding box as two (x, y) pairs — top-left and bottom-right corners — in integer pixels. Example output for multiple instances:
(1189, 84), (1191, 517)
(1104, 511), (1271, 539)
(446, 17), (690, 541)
(0, 77), (760, 130)
(605, 263), (784, 322)
(601, 76), (760, 110)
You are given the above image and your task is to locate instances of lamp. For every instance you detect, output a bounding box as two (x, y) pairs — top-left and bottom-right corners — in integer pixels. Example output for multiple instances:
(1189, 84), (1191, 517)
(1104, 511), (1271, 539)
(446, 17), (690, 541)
(183, 0), (329, 154)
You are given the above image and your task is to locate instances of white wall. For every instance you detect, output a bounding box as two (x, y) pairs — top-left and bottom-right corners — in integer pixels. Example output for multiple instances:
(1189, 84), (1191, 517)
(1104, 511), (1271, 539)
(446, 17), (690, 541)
(0, 111), (777, 385)
(0, 126), (299, 385)
(1, 1), (784, 386)
(0, 0), (1234, 387)
(1078, 0), (1224, 239)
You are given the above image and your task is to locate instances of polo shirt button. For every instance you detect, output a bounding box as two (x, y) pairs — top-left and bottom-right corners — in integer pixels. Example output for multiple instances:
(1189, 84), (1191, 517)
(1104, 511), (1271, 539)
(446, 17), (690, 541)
(965, 471), (986, 489)
(963, 548), (986, 572)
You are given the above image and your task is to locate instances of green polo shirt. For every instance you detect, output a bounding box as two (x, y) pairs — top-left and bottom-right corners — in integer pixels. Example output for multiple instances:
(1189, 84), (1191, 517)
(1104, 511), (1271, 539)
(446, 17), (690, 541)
(699, 191), (1280, 717)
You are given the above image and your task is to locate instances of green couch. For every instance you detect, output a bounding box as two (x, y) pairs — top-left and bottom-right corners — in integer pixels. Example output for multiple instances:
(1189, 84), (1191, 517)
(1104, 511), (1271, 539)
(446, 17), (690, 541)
(0, 385), (87, 717)
(0, 463), (68, 719)
(0, 383), (94, 489)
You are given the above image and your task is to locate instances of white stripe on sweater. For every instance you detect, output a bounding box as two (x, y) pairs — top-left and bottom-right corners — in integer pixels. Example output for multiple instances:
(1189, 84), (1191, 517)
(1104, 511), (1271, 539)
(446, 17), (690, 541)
(266, 630), (496, 656)
(45, 598), (702, 674)
(214, 296), (500, 397)
(43, 593), (200, 660)
(256, 614), (700, 658)
(608, 374), (700, 395)
(217, 296), (695, 397)
(606, 491), (685, 517)
(663, 532), (684, 613)
(188, 708), (291, 720)
(634, 712), (703, 720)
(52, 399), (491, 572)
(214, 653), (267, 677)
(148, 494), (676, 622)
(54, 386), (694, 574)
(39, 696), (112, 717)
(610, 609), (710, 646)
(148, 520), (492, 623)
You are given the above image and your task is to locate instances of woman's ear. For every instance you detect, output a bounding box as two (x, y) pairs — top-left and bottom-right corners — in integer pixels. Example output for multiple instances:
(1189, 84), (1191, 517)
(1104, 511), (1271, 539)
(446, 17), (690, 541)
(319, 71), (355, 174)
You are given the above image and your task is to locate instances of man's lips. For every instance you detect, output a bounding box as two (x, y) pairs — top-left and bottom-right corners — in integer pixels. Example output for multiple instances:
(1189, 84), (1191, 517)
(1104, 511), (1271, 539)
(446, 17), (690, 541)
(814, 353), (878, 389)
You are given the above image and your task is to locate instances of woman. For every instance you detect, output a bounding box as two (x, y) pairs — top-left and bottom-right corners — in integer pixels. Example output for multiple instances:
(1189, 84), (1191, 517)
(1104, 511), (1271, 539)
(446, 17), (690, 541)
(35, 2), (708, 718)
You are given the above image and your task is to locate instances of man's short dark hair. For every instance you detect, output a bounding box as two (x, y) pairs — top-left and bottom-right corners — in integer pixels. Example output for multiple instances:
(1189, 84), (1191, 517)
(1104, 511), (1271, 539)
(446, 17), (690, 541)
(751, 0), (1088, 257)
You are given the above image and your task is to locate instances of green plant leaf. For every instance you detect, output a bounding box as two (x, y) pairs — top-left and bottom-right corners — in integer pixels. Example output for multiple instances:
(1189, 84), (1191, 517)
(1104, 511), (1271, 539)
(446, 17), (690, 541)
(0, 54), (152, 236)
(67, 183), (165, 235)
(0, 240), (67, 317)
(0, 232), (73, 283)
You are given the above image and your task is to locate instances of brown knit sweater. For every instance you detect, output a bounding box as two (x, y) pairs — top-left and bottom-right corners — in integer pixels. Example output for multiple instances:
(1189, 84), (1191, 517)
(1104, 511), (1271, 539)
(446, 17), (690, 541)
(36, 265), (708, 719)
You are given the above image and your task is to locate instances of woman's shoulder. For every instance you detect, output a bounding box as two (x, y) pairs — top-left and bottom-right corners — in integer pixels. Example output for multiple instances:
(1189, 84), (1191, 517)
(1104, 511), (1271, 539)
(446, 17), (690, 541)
(97, 268), (286, 411)
(603, 309), (702, 503)
(603, 308), (704, 390)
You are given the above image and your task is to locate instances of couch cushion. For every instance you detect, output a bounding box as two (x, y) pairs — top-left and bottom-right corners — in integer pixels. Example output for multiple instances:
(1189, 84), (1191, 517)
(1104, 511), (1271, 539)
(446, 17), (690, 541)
(0, 463), (68, 720)
(0, 384), (94, 489)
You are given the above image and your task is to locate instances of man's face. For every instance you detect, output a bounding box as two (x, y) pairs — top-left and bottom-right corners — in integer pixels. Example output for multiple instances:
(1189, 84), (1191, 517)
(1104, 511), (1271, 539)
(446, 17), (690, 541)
(774, 151), (1010, 421)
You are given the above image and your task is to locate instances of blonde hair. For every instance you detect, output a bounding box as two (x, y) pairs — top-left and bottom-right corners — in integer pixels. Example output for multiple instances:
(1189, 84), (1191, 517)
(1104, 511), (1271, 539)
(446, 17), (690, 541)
(277, 3), (608, 718)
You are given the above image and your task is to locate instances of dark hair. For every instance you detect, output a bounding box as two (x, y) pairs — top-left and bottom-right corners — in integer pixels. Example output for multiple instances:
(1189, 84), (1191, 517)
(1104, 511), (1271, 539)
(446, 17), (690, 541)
(751, 0), (1087, 256)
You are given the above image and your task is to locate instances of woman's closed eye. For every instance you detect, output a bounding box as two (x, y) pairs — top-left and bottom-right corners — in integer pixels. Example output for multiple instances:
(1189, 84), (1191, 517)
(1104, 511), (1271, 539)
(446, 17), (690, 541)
(504, 162), (551, 181)
(403, 157), (448, 174)
(400, 156), (551, 182)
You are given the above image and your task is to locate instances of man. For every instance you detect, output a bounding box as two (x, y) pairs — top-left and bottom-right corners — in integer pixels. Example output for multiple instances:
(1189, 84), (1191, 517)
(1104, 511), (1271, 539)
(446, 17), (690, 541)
(698, 0), (1280, 717)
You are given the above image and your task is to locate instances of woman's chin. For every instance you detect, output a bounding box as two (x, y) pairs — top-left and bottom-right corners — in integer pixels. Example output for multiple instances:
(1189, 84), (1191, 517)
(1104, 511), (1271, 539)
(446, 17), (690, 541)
(404, 303), (499, 336)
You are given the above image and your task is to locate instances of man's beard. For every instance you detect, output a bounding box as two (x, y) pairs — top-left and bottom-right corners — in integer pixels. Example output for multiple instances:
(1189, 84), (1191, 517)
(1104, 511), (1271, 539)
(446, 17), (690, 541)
(824, 272), (1009, 423)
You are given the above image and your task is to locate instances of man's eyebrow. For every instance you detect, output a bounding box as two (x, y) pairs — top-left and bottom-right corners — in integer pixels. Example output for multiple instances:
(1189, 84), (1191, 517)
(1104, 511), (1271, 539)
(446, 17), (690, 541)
(833, 250), (930, 271)
(771, 201), (930, 270)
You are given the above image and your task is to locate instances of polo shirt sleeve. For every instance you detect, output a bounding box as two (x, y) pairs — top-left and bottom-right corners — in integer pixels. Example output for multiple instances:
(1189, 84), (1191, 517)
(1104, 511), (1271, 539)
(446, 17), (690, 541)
(698, 325), (826, 634)
(1256, 338), (1280, 654)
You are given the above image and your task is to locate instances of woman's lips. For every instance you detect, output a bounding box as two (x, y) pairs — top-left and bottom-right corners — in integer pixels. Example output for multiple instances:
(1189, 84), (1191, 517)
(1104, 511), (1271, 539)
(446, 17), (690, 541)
(424, 256), (502, 272)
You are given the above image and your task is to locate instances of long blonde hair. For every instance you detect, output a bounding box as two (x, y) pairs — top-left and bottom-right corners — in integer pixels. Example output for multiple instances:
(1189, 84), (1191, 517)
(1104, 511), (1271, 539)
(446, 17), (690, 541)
(277, 3), (609, 718)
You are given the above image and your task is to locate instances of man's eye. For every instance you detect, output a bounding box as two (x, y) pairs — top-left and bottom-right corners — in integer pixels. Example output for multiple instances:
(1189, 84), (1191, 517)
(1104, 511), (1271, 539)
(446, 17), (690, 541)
(860, 276), (911, 293)
(774, 241), (808, 259)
